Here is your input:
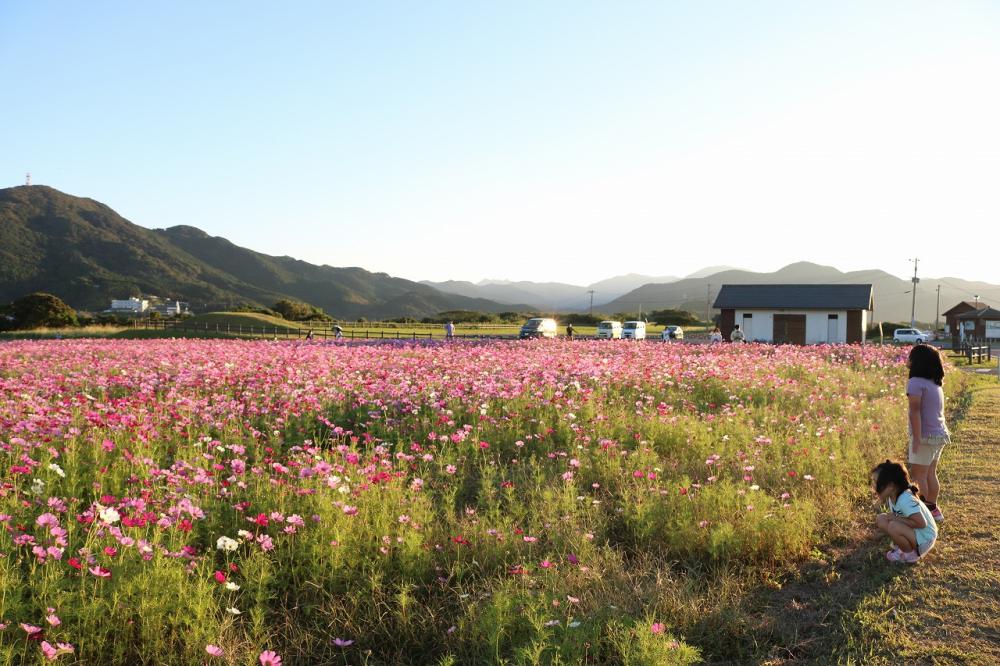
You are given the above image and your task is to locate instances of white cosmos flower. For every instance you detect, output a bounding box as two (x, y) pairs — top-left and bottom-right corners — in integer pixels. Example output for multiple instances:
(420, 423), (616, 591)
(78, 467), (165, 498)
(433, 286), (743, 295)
(48, 463), (66, 478)
(225, 582), (240, 591)
(216, 536), (239, 552)
(99, 507), (120, 524)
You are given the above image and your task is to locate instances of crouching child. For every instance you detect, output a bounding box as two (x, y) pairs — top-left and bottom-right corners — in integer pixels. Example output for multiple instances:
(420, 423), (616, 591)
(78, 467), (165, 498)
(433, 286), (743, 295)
(872, 459), (938, 563)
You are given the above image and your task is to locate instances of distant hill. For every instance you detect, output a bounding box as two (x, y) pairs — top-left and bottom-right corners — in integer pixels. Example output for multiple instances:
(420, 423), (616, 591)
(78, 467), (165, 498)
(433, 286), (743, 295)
(684, 265), (744, 279)
(0, 186), (529, 318)
(603, 261), (1000, 324)
(423, 273), (681, 310)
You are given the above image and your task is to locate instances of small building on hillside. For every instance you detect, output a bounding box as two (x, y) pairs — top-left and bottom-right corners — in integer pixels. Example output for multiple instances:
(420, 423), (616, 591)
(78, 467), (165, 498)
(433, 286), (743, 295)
(943, 301), (982, 344)
(713, 284), (874, 344)
(954, 305), (1000, 342)
(151, 300), (190, 316)
(110, 298), (149, 313)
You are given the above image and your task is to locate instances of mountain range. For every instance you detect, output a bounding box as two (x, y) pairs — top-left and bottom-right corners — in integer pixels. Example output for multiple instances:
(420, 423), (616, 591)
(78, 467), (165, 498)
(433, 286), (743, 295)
(421, 273), (685, 311)
(0, 186), (533, 318)
(1, 185), (996, 323)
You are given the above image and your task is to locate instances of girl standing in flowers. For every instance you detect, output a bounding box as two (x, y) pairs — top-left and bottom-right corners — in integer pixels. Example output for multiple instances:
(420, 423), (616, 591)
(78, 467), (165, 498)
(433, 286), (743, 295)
(872, 459), (937, 563)
(906, 344), (950, 522)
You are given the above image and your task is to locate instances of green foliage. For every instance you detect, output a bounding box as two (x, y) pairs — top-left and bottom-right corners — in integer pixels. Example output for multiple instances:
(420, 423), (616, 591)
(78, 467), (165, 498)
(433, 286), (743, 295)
(271, 299), (331, 322)
(9, 292), (79, 328)
(868, 322), (911, 338)
(420, 311), (541, 324)
(231, 303), (284, 318)
(648, 308), (702, 326)
(562, 313), (607, 326)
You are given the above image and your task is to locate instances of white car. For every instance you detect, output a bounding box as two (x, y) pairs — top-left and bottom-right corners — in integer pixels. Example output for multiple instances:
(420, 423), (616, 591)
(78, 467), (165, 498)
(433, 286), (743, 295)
(893, 328), (930, 344)
(661, 325), (684, 341)
(596, 321), (622, 339)
(622, 321), (646, 340)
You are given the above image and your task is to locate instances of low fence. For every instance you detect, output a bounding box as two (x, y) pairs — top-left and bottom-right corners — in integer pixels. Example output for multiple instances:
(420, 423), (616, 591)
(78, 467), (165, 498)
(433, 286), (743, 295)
(961, 342), (993, 363)
(129, 319), (516, 341)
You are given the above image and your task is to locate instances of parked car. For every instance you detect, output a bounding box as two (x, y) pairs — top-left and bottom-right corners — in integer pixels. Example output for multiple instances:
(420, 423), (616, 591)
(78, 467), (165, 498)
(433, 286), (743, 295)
(893, 328), (930, 344)
(596, 321), (622, 339)
(661, 325), (684, 341)
(622, 321), (646, 340)
(519, 317), (558, 339)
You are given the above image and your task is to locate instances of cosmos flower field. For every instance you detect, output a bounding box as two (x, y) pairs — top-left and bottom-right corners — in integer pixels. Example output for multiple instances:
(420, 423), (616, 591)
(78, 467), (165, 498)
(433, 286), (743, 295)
(0, 339), (913, 664)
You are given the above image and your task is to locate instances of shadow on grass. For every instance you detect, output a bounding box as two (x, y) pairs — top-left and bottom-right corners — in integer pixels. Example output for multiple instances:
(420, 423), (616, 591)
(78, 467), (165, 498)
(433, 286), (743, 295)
(697, 524), (908, 664)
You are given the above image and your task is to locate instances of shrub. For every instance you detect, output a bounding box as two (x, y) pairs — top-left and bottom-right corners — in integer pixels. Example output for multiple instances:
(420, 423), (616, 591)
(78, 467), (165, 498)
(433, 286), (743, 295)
(8, 292), (79, 328)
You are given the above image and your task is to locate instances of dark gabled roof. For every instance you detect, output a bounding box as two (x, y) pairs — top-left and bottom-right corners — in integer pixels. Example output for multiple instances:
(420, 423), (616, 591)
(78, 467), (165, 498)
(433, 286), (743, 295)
(956, 306), (1000, 319)
(713, 284), (874, 310)
(942, 301), (981, 316)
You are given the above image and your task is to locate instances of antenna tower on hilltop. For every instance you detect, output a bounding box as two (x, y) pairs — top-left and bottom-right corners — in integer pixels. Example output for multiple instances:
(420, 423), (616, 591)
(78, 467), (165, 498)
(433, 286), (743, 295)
(25, 172), (31, 186)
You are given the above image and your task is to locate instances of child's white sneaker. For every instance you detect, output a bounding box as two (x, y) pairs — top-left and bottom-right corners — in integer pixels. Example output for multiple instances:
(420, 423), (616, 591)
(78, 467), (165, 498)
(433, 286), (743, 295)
(886, 548), (919, 564)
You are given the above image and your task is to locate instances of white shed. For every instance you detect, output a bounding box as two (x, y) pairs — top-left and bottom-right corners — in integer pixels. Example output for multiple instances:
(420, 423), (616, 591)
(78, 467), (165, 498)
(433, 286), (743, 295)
(714, 284), (874, 344)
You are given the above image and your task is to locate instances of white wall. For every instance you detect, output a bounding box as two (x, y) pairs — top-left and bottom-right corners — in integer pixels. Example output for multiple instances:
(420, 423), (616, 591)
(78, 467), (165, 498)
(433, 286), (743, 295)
(735, 309), (850, 343)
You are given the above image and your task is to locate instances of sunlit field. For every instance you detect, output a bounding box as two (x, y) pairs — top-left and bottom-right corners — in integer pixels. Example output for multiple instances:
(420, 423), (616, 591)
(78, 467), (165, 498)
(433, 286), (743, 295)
(0, 339), (914, 664)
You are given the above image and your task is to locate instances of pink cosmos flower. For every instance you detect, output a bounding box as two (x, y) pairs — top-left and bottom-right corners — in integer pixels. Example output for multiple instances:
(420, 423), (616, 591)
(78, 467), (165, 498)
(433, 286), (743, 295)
(333, 638), (354, 647)
(40, 641), (74, 660)
(259, 650), (282, 665)
(651, 622), (666, 634)
(89, 565), (112, 578)
(206, 644), (224, 657)
(21, 623), (43, 635)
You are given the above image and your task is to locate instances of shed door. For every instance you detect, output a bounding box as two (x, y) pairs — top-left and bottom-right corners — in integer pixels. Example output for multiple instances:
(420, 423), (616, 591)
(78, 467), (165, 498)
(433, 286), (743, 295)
(773, 314), (806, 345)
(827, 314), (839, 342)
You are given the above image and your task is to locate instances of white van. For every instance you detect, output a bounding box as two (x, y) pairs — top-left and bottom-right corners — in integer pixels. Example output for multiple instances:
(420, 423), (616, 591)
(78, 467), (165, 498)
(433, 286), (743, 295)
(596, 321), (622, 339)
(622, 321), (646, 340)
(519, 317), (558, 339)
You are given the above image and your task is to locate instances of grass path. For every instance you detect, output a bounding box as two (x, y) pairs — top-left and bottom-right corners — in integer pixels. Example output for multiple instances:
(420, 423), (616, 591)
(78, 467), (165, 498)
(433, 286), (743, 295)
(720, 377), (1000, 665)
(846, 379), (1000, 664)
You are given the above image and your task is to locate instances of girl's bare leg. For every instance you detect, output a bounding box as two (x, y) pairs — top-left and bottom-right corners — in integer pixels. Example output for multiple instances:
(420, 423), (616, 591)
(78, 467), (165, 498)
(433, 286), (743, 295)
(887, 521), (918, 552)
(909, 462), (929, 501)
(925, 459), (940, 504)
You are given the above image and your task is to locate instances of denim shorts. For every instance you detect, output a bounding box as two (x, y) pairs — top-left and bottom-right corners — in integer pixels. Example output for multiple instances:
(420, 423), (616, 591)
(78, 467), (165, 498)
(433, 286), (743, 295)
(908, 434), (950, 465)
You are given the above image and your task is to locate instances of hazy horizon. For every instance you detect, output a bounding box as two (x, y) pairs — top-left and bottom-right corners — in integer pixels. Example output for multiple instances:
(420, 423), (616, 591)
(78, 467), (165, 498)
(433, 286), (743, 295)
(3, 2), (1000, 286)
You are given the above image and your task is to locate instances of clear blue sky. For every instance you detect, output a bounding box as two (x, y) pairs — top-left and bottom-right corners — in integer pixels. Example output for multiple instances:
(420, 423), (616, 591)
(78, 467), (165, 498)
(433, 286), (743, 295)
(3, 1), (999, 286)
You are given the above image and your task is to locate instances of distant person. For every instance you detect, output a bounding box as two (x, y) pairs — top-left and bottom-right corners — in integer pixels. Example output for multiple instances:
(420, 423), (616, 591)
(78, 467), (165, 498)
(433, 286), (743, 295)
(729, 325), (745, 343)
(905, 344), (950, 522)
(872, 459), (937, 563)
(709, 327), (723, 343)
(566, 323), (574, 340)
(334, 324), (343, 339)
(305, 329), (314, 340)
(445, 321), (455, 339)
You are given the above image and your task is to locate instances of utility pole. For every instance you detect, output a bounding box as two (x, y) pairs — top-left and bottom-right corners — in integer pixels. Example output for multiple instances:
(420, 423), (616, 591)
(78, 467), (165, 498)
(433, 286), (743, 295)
(909, 258), (919, 327)
(587, 290), (595, 317)
(935, 284), (941, 334)
(706, 283), (711, 323)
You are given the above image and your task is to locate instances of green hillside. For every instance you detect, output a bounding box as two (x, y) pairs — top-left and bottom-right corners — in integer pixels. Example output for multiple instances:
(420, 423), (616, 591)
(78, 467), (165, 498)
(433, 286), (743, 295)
(0, 186), (526, 319)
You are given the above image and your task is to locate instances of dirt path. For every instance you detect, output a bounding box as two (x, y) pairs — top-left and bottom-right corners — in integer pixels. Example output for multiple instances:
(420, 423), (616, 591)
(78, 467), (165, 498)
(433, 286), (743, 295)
(725, 379), (1000, 665)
